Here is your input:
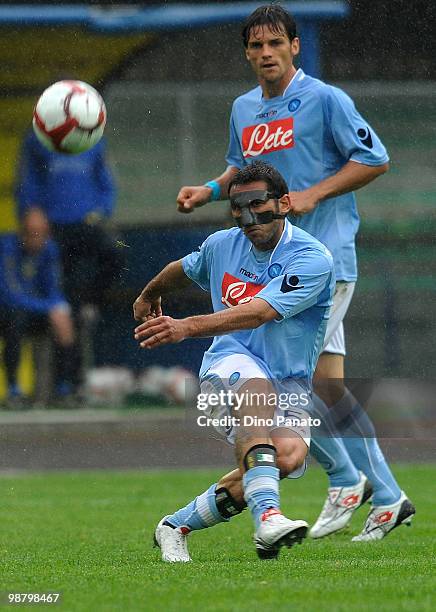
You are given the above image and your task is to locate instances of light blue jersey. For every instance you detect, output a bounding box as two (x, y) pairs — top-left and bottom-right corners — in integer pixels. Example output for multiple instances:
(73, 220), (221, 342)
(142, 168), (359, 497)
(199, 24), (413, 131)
(225, 69), (389, 281)
(182, 220), (335, 383)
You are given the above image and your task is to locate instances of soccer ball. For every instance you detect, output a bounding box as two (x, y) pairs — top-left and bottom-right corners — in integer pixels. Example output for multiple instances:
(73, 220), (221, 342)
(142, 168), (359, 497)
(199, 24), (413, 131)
(33, 80), (106, 154)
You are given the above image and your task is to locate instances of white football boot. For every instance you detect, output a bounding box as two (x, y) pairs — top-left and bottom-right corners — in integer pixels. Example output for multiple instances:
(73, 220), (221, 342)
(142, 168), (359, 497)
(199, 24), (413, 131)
(254, 509), (308, 559)
(153, 516), (191, 563)
(352, 491), (415, 542)
(309, 472), (373, 539)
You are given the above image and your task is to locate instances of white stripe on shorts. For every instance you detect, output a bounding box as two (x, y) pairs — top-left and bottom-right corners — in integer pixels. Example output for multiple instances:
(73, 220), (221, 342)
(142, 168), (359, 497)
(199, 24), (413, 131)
(322, 281), (355, 355)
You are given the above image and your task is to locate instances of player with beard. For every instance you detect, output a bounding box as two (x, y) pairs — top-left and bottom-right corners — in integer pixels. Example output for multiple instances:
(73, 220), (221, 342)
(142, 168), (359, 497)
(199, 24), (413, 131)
(134, 161), (335, 561)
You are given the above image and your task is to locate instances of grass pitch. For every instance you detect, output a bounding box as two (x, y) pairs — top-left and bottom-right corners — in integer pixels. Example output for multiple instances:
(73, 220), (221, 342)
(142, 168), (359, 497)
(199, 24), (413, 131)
(1, 465), (435, 611)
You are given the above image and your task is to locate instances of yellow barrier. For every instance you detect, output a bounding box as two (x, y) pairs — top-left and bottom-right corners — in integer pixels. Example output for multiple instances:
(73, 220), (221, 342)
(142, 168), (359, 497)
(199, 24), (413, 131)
(0, 341), (34, 400)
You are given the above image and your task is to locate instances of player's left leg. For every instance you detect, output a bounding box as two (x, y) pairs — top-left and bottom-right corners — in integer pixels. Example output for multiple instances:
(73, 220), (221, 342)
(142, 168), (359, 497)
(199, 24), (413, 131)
(351, 492), (416, 542)
(309, 282), (414, 539)
(154, 472), (243, 562)
(309, 283), (368, 522)
(309, 350), (372, 538)
(312, 350), (414, 540)
(327, 376), (416, 541)
(315, 352), (401, 504)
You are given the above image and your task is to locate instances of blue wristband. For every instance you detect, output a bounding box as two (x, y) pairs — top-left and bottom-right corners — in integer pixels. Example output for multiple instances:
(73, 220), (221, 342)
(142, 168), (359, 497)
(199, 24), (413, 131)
(204, 180), (221, 202)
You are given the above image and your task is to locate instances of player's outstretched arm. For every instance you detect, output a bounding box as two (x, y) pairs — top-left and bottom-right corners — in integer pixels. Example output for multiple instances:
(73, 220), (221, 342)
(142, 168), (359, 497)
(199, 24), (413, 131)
(176, 165), (239, 214)
(133, 260), (191, 322)
(289, 160), (389, 216)
(134, 298), (278, 349)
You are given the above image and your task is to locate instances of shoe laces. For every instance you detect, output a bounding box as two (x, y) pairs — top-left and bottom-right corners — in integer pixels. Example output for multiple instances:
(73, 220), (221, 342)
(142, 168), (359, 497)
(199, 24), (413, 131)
(261, 508), (282, 522)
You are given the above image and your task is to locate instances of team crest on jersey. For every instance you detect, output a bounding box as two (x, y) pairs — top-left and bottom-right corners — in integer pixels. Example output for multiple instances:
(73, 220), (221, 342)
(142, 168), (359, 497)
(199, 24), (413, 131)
(221, 272), (266, 307)
(268, 263), (282, 278)
(288, 98), (301, 112)
(229, 372), (240, 386)
(242, 117), (294, 158)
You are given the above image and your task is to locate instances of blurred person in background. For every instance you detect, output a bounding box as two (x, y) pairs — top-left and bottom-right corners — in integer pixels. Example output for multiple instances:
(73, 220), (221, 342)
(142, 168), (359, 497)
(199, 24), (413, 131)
(15, 128), (124, 395)
(0, 208), (75, 408)
(176, 3), (414, 541)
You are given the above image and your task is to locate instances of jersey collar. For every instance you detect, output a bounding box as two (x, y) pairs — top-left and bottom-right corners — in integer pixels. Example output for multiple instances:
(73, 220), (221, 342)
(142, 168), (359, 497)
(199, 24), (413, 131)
(282, 68), (305, 97)
(259, 68), (305, 102)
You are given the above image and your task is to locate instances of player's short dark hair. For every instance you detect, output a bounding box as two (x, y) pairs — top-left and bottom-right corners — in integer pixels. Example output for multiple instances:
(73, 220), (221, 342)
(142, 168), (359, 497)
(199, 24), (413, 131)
(228, 161), (289, 198)
(241, 4), (297, 48)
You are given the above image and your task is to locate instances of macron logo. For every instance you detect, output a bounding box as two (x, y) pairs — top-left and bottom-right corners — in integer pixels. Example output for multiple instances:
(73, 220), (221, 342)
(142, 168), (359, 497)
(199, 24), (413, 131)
(239, 267), (259, 281)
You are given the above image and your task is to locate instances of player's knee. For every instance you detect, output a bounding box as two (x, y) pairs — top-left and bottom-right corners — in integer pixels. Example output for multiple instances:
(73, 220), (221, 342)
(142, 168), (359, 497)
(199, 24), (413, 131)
(243, 444), (277, 471)
(277, 441), (307, 478)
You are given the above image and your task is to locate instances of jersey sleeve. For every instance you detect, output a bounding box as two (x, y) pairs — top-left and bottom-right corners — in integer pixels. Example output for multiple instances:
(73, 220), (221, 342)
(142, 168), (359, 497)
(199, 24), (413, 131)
(225, 105), (245, 169)
(254, 249), (334, 319)
(326, 86), (389, 166)
(182, 237), (213, 291)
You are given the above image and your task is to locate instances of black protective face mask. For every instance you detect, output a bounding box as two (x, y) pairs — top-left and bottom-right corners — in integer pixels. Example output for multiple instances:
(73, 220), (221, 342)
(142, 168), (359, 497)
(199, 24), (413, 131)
(230, 190), (286, 228)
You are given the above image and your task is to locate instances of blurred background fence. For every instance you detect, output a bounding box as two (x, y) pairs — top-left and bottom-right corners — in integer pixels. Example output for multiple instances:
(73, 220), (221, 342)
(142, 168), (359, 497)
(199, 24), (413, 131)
(99, 80), (436, 380)
(106, 81), (436, 228)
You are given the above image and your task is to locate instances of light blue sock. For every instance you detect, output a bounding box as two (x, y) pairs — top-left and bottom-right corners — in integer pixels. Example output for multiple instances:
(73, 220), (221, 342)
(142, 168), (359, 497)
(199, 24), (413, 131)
(343, 437), (401, 505)
(165, 483), (226, 532)
(242, 466), (280, 527)
(310, 437), (360, 487)
(309, 395), (360, 487)
(336, 390), (401, 505)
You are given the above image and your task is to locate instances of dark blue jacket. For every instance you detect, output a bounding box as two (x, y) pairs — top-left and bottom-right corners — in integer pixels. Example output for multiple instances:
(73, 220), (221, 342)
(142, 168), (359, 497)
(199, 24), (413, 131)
(15, 130), (116, 224)
(0, 234), (68, 314)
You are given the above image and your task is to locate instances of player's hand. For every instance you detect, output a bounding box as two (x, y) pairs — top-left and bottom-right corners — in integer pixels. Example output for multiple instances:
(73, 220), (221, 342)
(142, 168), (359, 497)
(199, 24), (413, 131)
(133, 294), (162, 322)
(176, 185), (212, 213)
(134, 316), (187, 348)
(288, 190), (320, 216)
